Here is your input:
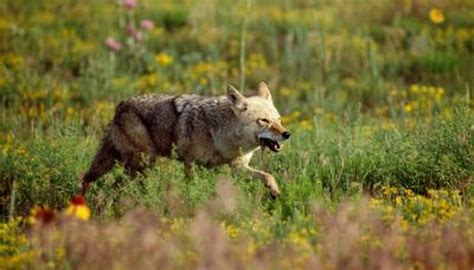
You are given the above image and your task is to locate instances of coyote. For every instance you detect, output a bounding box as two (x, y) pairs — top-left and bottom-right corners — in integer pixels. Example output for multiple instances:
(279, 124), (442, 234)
(81, 82), (290, 197)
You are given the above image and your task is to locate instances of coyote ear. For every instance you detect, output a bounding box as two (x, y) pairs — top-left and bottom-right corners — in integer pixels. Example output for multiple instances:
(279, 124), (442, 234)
(227, 85), (247, 111)
(257, 82), (272, 101)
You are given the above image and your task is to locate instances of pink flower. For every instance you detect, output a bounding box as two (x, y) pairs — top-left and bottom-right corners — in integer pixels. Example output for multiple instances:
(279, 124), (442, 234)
(125, 24), (142, 42)
(126, 24), (138, 36)
(122, 0), (136, 9)
(133, 31), (143, 42)
(105, 37), (122, 52)
(141, 19), (154, 30)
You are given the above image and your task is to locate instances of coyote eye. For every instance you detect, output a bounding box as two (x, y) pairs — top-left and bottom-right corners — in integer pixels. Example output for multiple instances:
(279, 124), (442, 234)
(257, 118), (270, 126)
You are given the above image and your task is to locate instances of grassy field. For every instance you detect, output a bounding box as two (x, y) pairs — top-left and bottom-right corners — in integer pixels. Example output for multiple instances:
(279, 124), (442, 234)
(1, 0), (473, 269)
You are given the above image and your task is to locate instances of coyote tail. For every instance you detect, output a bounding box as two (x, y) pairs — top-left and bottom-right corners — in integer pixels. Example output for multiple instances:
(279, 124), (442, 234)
(80, 132), (119, 194)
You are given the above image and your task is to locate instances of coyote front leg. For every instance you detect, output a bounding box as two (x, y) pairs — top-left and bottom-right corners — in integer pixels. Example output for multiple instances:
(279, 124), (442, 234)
(234, 165), (281, 198)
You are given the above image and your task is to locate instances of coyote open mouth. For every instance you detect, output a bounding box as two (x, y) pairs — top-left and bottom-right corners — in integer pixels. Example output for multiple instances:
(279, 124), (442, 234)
(259, 137), (281, 152)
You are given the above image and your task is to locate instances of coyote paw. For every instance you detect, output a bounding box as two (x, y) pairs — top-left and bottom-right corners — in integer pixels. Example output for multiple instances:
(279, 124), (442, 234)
(264, 175), (281, 198)
(270, 189), (280, 199)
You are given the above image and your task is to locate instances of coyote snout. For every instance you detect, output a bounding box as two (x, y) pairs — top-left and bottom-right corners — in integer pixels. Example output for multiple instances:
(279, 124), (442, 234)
(81, 82), (289, 198)
(258, 121), (291, 152)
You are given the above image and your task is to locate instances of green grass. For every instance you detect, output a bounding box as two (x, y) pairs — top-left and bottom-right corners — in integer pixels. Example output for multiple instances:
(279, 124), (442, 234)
(2, 107), (471, 221)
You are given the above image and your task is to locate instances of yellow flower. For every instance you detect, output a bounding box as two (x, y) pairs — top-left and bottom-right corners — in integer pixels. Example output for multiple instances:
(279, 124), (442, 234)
(64, 195), (90, 221)
(455, 28), (470, 44)
(400, 219), (409, 231)
(65, 205), (90, 221)
(138, 73), (159, 91)
(409, 84), (420, 93)
(155, 52), (173, 66)
(170, 218), (185, 233)
(0, 218), (35, 268)
(404, 188), (415, 197)
(395, 196), (402, 205)
(404, 103), (413, 113)
(0, 18), (9, 31)
(0, 53), (24, 71)
(245, 53), (269, 75)
(299, 119), (312, 130)
(279, 87), (292, 97)
(224, 224), (240, 239)
(429, 8), (445, 24)
(436, 87), (445, 97)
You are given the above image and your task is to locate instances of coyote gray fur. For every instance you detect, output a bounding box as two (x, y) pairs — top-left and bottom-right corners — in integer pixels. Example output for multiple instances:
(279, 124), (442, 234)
(81, 82), (290, 197)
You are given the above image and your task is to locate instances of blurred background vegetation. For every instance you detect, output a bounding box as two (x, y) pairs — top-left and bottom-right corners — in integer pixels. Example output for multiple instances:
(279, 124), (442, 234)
(1, 0), (472, 129)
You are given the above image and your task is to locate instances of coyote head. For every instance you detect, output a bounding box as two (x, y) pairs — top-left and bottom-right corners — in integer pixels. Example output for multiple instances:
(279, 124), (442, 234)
(228, 82), (290, 152)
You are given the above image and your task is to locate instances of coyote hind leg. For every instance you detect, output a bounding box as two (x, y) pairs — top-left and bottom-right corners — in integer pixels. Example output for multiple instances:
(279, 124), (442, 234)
(81, 109), (158, 194)
(114, 111), (157, 156)
(113, 111), (158, 176)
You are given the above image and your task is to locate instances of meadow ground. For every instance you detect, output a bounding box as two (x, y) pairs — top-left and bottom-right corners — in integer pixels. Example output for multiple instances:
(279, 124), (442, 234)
(1, 0), (473, 269)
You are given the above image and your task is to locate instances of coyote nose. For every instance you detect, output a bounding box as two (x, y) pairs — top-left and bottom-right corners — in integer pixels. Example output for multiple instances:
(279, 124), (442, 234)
(282, 131), (291, 140)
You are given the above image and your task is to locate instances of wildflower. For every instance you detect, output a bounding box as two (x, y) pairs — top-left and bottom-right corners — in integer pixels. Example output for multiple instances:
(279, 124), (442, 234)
(155, 52), (173, 66)
(122, 0), (137, 9)
(245, 53), (269, 75)
(64, 195), (91, 221)
(246, 242), (257, 256)
(429, 8), (445, 24)
(126, 24), (137, 36)
(279, 87), (292, 97)
(138, 73), (159, 91)
(404, 103), (413, 113)
(224, 224), (240, 239)
(105, 37), (122, 52)
(436, 87), (445, 97)
(455, 28), (470, 44)
(27, 205), (56, 225)
(299, 119), (312, 130)
(0, 18), (8, 31)
(170, 218), (185, 233)
(395, 196), (402, 205)
(382, 186), (398, 196)
(287, 230), (312, 250)
(1, 53), (24, 71)
(125, 24), (143, 42)
(404, 188), (415, 197)
(1, 218), (34, 268)
(410, 84), (420, 93)
(141, 19), (154, 30)
(134, 31), (143, 41)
